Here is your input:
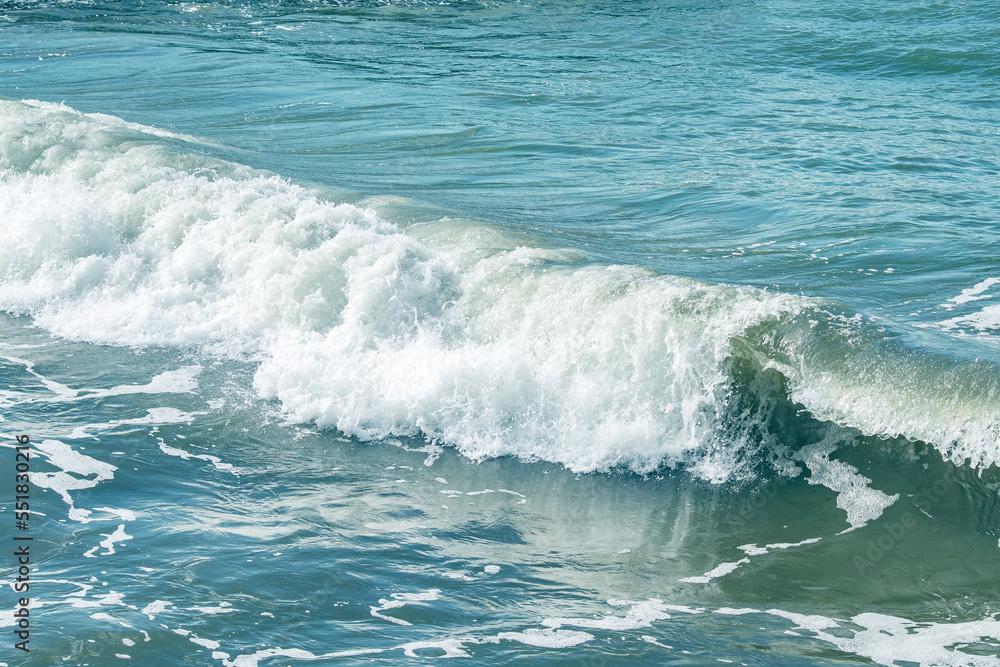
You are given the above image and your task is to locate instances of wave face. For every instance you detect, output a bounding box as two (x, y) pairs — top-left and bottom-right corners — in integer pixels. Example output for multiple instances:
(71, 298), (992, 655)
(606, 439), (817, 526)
(2, 99), (998, 478)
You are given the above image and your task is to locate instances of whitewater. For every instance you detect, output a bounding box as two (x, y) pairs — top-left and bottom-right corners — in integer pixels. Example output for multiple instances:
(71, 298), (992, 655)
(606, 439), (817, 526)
(4, 100), (998, 481)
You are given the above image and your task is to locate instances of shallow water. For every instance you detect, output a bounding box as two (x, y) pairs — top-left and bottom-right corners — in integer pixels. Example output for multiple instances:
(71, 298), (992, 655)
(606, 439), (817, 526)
(1, 1), (1000, 665)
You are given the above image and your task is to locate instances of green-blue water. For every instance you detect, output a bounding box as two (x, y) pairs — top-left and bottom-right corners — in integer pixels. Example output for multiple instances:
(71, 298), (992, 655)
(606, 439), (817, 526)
(1, 1), (999, 664)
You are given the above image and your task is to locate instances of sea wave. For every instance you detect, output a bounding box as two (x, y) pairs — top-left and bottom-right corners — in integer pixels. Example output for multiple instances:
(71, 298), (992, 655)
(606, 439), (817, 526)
(3, 99), (997, 479)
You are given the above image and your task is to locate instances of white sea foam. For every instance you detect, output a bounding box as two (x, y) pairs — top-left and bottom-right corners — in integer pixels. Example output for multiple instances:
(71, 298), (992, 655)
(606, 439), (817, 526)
(937, 303), (1000, 333)
(29, 439), (117, 522)
(794, 434), (898, 531)
(497, 628), (594, 648)
(522, 602), (1000, 666)
(784, 356), (1000, 469)
(219, 648), (325, 667)
(68, 591), (127, 610)
(542, 599), (672, 631)
(92, 507), (137, 522)
(158, 438), (235, 472)
(90, 612), (133, 628)
(71, 407), (203, 439)
(141, 600), (172, 620)
(931, 277), (1000, 335)
(190, 602), (236, 615)
(2, 99), (998, 477)
(758, 609), (1000, 667)
(400, 639), (471, 658)
(940, 277), (1000, 310)
(0, 99), (808, 478)
(0, 353), (78, 398)
(679, 559), (749, 584)
(680, 535), (823, 584)
(84, 524), (133, 557)
(369, 589), (441, 626)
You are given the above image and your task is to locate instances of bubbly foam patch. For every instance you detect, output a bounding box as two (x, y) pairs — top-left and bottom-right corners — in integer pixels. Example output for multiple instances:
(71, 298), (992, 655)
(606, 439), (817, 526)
(542, 599), (672, 631)
(369, 589), (441, 626)
(940, 277), (1000, 311)
(794, 433), (898, 531)
(158, 438), (235, 473)
(497, 629), (594, 648)
(758, 609), (1000, 667)
(937, 303), (1000, 333)
(930, 277), (1000, 336)
(29, 438), (117, 522)
(679, 538), (822, 584)
(678, 559), (748, 585)
(83, 524), (133, 558)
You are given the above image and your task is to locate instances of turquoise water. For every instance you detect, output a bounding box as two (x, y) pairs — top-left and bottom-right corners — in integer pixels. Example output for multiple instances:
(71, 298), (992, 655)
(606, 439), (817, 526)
(1, 1), (1000, 664)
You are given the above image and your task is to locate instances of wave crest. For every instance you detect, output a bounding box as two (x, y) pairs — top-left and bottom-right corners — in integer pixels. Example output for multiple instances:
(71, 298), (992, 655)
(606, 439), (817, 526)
(3, 99), (997, 479)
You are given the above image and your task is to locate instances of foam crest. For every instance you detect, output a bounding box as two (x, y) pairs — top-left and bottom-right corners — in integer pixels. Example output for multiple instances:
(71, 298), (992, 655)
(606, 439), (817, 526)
(255, 257), (808, 474)
(756, 312), (1000, 468)
(0, 99), (386, 352)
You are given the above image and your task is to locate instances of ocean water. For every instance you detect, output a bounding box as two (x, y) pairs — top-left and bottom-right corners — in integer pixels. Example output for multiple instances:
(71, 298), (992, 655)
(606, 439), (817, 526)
(1, 0), (1000, 664)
